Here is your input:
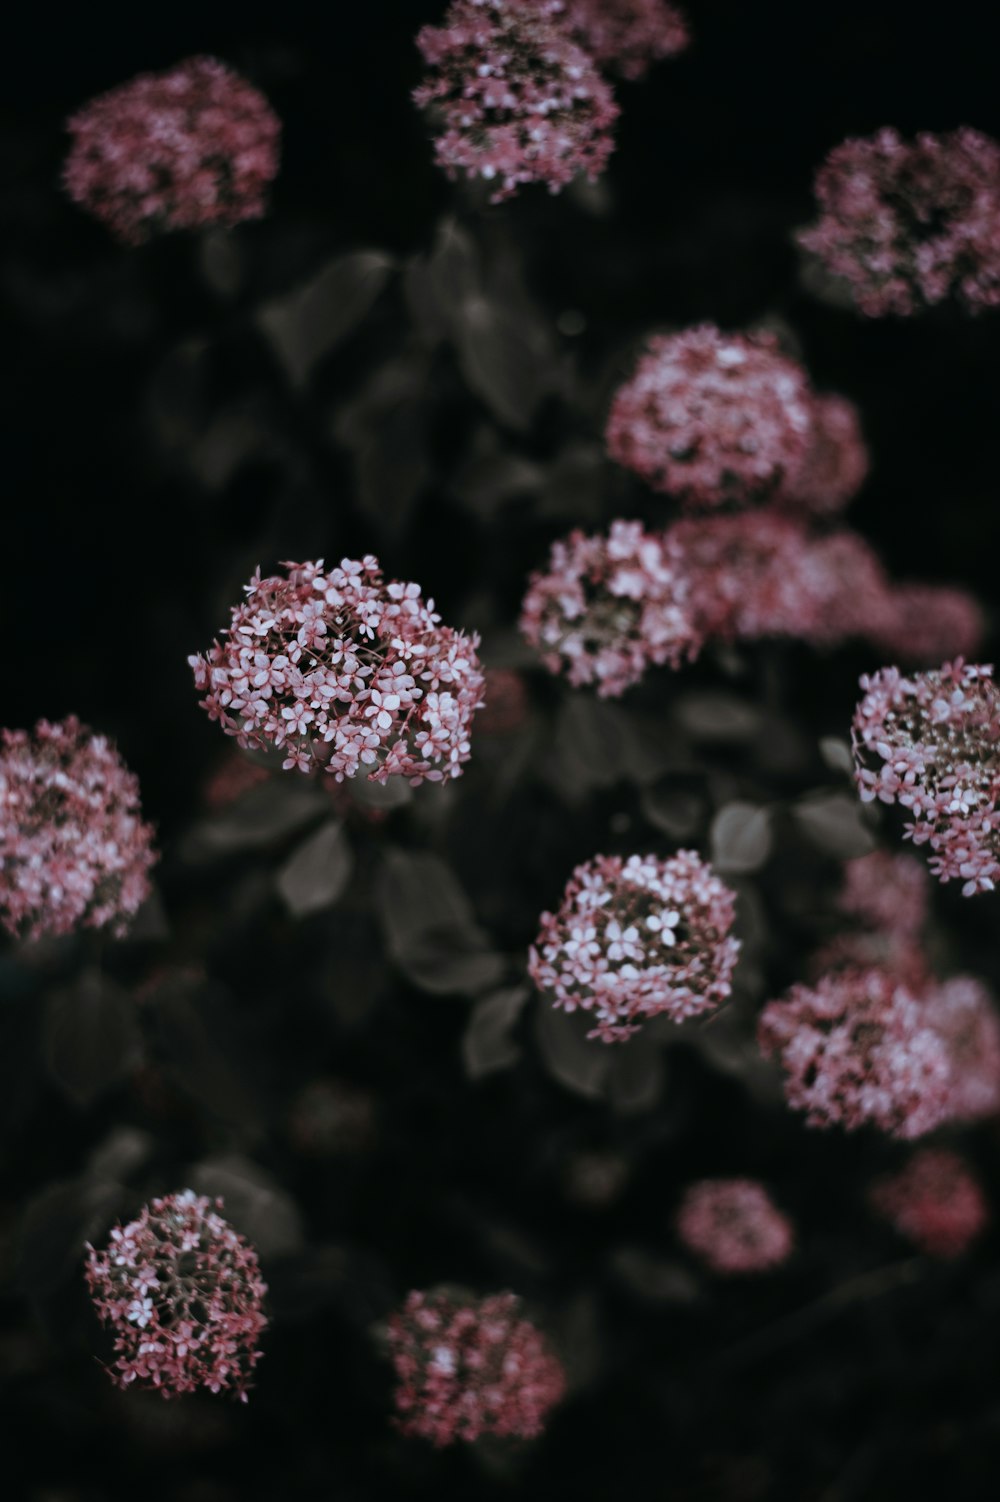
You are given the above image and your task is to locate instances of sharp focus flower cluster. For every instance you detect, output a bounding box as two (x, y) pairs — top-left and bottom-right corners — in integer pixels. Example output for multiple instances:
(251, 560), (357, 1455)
(0, 717), (157, 942)
(529, 850), (740, 1042)
(414, 0), (618, 202)
(676, 1179), (795, 1274)
(554, 0), (690, 80)
(189, 558), (485, 785)
(852, 660), (1000, 895)
(798, 126), (1000, 316)
(385, 1289), (565, 1446)
(519, 520), (700, 696)
(870, 584), (985, 668)
(64, 57), (281, 245)
(869, 1149), (989, 1258)
(85, 1191), (268, 1401)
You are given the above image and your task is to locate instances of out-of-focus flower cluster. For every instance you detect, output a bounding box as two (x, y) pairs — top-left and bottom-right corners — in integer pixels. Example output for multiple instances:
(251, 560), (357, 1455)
(798, 126), (1000, 317)
(551, 0), (689, 80)
(676, 1179), (794, 1275)
(64, 56), (281, 245)
(85, 1191), (268, 1401)
(414, 0), (618, 202)
(519, 519), (700, 697)
(529, 849), (740, 1042)
(189, 558), (485, 786)
(0, 716), (157, 942)
(852, 660), (1000, 895)
(869, 1148), (989, 1258)
(385, 1288), (565, 1446)
(815, 850), (931, 984)
(869, 585), (987, 671)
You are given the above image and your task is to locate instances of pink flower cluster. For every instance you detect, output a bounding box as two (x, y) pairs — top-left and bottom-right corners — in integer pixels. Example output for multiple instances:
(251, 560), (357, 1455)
(792, 394), (870, 516)
(385, 1288), (565, 1446)
(64, 57), (281, 245)
(798, 127), (1000, 317)
(0, 716), (157, 942)
(414, 0), (618, 202)
(554, 0), (689, 80)
(814, 851), (931, 986)
(870, 584), (985, 668)
(676, 1179), (794, 1275)
(870, 1149), (989, 1258)
(852, 660), (1000, 895)
(529, 850), (740, 1043)
(189, 558), (485, 786)
(85, 1191), (268, 1401)
(519, 520), (700, 696)
(757, 966), (1000, 1138)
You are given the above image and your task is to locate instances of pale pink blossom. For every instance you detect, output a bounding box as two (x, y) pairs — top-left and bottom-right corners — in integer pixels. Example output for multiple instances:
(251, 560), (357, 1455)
(870, 1149), (989, 1258)
(676, 1179), (794, 1274)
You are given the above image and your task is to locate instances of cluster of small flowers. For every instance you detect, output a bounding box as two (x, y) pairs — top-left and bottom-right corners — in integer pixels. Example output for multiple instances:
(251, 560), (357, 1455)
(551, 0), (689, 80)
(189, 558), (485, 786)
(813, 850), (932, 984)
(64, 57), (281, 245)
(852, 659), (1000, 895)
(798, 126), (1000, 317)
(870, 584), (985, 668)
(793, 394), (870, 515)
(0, 717), (157, 942)
(869, 1149), (989, 1258)
(529, 850), (740, 1043)
(675, 1179), (795, 1275)
(757, 965), (1000, 1138)
(519, 520), (700, 696)
(414, 0), (619, 202)
(385, 1289), (565, 1446)
(85, 1191), (268, 1401)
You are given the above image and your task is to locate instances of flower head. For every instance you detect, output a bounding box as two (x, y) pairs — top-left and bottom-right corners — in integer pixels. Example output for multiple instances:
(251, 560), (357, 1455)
(784, 393), (869, 515)
(385, 1288), (565, 1446)
(85, 1191), (268, 1401)
(676, 1179), (794, 1274)
(0, 717), (157, 942)
(64, 56), (281, 245)
(870, 584), (985, 668)
(922, 975), (1000, 1122)
(529, 850), (740, 1042)
(870, 1149), (989, 1258)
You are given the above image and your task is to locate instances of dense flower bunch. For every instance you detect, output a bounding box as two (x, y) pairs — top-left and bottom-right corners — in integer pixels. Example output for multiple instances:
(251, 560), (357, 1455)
(0, 717), (157, 942)
(852, 660), (1000, 895)
(414, 0), (618, 202)
(605, 326), (815, 506)
(869, 1149), (989, 1258)
(676, 1179), (795, 1274)
(189, 558), (485, 785)
(798, 127), (1000, 316)
(385, 1289), (565, 1446)
(85, 1191), (268, 1400)
(64, 57), (281, 245)
(797, 530), (892, 646)
(786, 394), (869, 515)
(519, 520), (700, 696)
(871, 584), (985, 667)
(529, 850), (740, 1042)
(554, 0), (689, 79)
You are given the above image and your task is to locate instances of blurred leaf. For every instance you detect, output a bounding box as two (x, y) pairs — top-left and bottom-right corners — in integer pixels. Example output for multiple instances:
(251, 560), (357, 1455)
(608, 1039), (665, 1114)
(403, 219), (481, 343)
(794, 792), (876, 859)
(641, 782), (705, 838)
(257, 250), (395, 386)
(535, 999), (614, 1099)
(125, 886), (170, 943)
(535, 440), (608, 524)
(675, 692), (761, 742)
(462, 985), (530, 1079)
(143, 977), (262, 1133)
(333, 351), (432, 537)
(541, 697), (675, 802)
(87, 1126), (153, 1183)
(710, 802), (773, 874)
(276, 819), (354, 918)
(451, 428), (542, 518)
(17, 1177), (124, 1298)
(611, 1247), (700, 1305)
(820, 737), (855, 775)
(453, 292), (552, 431)
(43, 970), (140, 1107)
(188, 1154), (304, 1259)
(180, 780), (329, 862)
(375, 849), (504, 996)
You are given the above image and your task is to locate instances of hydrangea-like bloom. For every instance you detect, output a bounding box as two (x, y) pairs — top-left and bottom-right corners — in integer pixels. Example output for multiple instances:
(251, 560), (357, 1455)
(385, 1289), (565, 1446)
(554, 0), (690, 80)
(519, 520), (700, 696)
(414, 0), (618, 202)
(0, 717), (157, 942)
(852, 660), (1000, 895)
(189, 558), (485, 785)
(798, 127), (1000, 317)
(784, 393), (869, 514)
(871, 584), (985, 667)
(923, 976), (1000, 1122)
(798, 530), (892, 646)
(605, 326), (815, 507)
(676, 1179), (794, 1275)
(64, 57), (281, 245)
(870, 1149), (988, 1258)
(85, 1191), (267, 1401)
(838, 851), (930, 941)
(529, 850), (740, 1042)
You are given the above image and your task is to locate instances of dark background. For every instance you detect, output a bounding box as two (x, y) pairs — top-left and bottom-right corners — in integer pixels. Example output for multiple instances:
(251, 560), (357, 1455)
(4, 2), (1000, 1498)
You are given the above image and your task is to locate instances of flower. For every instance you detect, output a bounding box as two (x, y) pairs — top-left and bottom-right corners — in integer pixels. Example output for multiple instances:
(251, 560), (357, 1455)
(414, 0), (618, 202)
(551, 0), (690, 80)
(798, 127), (1000, 316)
(870, 1149), (989, 1258)
(385, 1288), (565, 1446)
(85, 1191), (268, 1401)
(64, 57), (281, 245)
(605, 325), (815, 507)
(922, 975), (1000, 1122)
(519, 519), (701, 696)
(851, 659), (1000, 895)
(189, 558), (485, 787)
(869, 584), (985, 668)
(529, 850), (740, 1042)
(837, 851), (930, 940)
(676, 1179), (794, 1274)
(783, 393), (869, 515)
(0, 716), (157, 942)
